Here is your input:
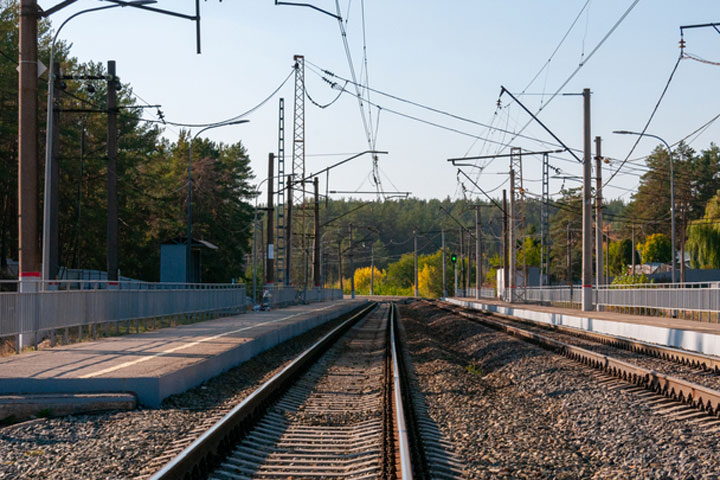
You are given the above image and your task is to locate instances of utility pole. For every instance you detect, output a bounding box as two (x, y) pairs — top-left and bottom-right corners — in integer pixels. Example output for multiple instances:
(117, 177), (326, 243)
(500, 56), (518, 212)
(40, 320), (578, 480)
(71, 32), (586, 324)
(631, 224), (636, 276)
(286, 175), (293, 286)
(453, 254), (458, 296)
(502, 190), (509, 301)
(441, 229), (447, 298)
(541, 153), (550, 286)
(107, 60), (118, 283)
(475, 205), (481, 299)
(338, 238), (343, 292)
(605, 228), (610, 283)
(465, 228), (470, 294)
(266, 153), (275, 284)
(459, 228), (464, 296)
(595, 136), (603, 288)
(413, 231), (418, 297)
(349, 223), (355, 299)
(581, 87), (592, 311)
(509, 169), (516, 302)
(313, 177), (320, 287)
(252, 212), (258, 302)
(48, 62), (60, 281)
(18, 0), (40, 292)
(567, 223), (572, 302)
(370, 242), (374, 296)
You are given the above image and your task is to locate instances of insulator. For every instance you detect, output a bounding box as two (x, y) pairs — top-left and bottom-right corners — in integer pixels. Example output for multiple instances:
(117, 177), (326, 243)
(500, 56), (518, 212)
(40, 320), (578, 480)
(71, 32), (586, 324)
(679, 38), (686, 49)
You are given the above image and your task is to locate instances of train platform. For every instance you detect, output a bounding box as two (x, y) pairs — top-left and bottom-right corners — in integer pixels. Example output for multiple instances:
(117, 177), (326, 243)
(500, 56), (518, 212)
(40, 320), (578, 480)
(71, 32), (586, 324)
(0, 300), (366, 407)
(447, 297), (720, 358)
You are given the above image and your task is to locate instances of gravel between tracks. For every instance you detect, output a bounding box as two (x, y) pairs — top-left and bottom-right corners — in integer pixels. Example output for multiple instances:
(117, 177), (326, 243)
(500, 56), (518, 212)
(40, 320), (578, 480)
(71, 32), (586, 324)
(400, 300), (720, 480)
(0, 315), (347, 480)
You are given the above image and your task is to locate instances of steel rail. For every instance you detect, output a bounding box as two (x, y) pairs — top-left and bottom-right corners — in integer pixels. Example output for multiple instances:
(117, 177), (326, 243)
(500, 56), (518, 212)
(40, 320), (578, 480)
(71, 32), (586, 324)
(149, 301), (375, 480)
(430, 300), (720, 417)
(502, 313), (720, 373)
(446, 300), (720, 373)
(391, 303), (414, 479)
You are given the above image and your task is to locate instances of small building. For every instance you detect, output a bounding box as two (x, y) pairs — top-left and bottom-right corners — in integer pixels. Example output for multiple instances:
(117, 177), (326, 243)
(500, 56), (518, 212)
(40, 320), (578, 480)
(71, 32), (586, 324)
(160, 238), (218, 283)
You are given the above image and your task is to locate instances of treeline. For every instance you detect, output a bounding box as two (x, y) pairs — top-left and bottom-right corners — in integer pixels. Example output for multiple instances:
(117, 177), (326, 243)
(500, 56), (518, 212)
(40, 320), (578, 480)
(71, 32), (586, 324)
(0, 2), (255, 282)
(315, 140), (720, 292)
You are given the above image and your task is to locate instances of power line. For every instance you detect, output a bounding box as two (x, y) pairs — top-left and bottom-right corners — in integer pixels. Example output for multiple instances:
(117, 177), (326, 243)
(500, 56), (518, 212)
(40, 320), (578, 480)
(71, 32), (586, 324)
(604, 54), (683, 187)
(520, 0), (592, 95)
(502, 0), (642, 150)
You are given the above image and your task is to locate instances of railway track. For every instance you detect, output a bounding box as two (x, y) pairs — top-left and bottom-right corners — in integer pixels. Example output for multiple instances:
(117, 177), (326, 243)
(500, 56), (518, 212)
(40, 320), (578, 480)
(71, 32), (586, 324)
(430, 299), (720, 421)
(149, 302), (464, 479)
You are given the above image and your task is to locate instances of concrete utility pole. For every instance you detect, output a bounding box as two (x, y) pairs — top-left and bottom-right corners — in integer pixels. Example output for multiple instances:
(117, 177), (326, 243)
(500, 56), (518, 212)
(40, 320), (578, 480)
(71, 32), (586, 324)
(509, 169), (516, 302)
(252, 212), (258, 302)
(18, 0), (40, 292)
(266, 153), (275, 284)
(465, 229), (470, 293)
(48, 62), (60, 281)
(313, 177), (320, 287)
(349, 224), (355, 299)
(441, 229), (447, 298)
(595, 136), (603, 288)
(107, 60), (118, 283)
(605, 229), (610, 283)
(459, 228), (464, 296)
(475, 205), (481, 299)
(338, 238), (343, 292)
(370, 242), (374, 296)
(502, 190), (509, 300)
(413, 231), (418, 297)
(631, 224), (636, 276)
(286, 176), (293, 285)
(567, 223), (573, 301)
(581, 88), (593, 312)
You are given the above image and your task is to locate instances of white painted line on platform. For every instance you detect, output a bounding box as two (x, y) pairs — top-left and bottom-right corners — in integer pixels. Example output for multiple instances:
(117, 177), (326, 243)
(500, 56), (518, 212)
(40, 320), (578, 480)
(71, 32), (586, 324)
(80, 304), (335, 379)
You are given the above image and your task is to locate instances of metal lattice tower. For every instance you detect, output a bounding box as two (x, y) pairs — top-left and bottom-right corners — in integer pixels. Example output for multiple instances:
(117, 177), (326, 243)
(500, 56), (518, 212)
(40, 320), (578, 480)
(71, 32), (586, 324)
(276, 98), (286, 285)
(292, 55), (306, 286)
(540, 152), (550, 286)
(510, 147), (526, 300)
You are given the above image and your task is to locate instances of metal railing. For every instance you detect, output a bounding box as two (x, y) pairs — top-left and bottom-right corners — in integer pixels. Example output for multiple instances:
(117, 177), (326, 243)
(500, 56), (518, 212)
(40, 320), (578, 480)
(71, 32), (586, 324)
(513, 282), (720, 315)
(459, 287), (496, 299)
(596, 283), (720, 313)
(0, 284), (248, 340)
(524, 285), (577, 304)
(0, 279), (241, 292)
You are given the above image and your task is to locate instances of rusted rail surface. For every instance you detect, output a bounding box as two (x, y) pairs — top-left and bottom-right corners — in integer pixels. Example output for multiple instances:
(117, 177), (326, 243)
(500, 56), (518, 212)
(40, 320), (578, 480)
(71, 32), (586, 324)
(430, 300), (720, 417)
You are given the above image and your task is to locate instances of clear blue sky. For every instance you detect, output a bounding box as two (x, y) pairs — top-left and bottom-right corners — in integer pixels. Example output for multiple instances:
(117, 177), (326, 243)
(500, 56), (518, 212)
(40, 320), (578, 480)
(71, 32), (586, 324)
(39, 0), (720, 204)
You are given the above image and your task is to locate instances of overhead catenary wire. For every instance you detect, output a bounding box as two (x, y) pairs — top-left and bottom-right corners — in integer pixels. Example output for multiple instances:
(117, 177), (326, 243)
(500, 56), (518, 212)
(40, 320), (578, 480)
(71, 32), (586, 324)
(502, 0), (642, 150)
(604, 54), (683, 187)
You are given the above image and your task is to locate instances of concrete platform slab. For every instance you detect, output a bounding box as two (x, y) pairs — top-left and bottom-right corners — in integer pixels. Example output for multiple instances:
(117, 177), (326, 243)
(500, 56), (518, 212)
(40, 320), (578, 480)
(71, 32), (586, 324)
(0, 393), (136, 422)
(448, 297), (720, 358)
(0, 300), (366, 406)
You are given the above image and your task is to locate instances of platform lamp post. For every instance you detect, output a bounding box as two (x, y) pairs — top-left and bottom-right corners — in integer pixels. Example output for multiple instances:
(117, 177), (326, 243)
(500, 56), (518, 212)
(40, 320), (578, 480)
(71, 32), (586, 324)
(613, 130), (676, 285)
(41, 1), (157, 286)
(187, 120), (249, 283)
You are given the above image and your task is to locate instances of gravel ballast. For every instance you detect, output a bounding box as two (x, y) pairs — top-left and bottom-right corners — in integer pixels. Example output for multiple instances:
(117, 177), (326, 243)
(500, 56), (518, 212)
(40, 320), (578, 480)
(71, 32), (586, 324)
(400, 300), (720, 479)
(0, 315), (347, 479)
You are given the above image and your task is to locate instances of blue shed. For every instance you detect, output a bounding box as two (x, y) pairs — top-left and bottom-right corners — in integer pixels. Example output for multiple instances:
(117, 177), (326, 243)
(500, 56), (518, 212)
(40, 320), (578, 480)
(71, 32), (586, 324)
(160, 238), (218, 283)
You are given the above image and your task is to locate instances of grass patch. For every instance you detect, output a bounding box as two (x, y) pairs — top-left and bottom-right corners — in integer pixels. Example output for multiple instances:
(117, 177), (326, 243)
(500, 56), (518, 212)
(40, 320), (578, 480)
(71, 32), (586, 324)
(465, 363), (484, 376)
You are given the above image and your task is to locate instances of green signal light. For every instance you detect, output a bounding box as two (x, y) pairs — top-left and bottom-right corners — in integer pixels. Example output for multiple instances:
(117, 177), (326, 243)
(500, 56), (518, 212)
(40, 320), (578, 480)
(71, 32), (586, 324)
(451, 254), (457, 263)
